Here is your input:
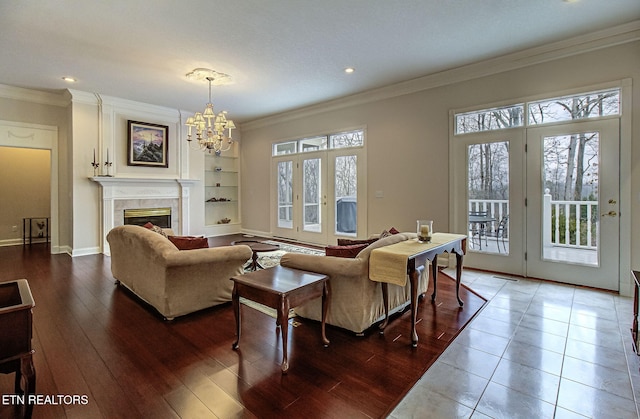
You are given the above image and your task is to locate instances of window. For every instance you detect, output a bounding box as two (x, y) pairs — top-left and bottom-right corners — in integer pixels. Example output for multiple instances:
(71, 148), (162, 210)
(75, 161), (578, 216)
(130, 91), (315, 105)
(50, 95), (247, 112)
(528, 89), (620, 125)
(455, 88), (621, 135)
(273, 129), (364, 155)
(455, 105), (524, 135)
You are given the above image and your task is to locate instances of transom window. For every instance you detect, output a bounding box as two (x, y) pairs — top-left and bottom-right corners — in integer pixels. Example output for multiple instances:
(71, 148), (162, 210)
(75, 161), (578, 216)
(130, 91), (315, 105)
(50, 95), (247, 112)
(455, 88), (620, 135)
(273, 129), (364, 156)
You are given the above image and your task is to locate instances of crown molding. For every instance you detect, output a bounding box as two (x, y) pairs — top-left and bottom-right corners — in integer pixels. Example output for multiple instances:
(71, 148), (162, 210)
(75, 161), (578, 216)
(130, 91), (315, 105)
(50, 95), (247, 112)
(0, 84), (70, 107)
(242, 20), (640, 131)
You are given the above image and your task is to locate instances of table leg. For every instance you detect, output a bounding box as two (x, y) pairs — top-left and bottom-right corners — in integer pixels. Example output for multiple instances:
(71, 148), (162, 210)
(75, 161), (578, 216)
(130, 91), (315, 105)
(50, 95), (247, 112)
(250, 252), (259, 270)
(231, 284), (241, 349)
(20, 353), (35, 419)
(321, 281), (330, 347)
(409, 266), (422, 348)
(456, 252), (464, 307)
(278, 297), (291, 373)
(378, 282), (389, 333)
(430, 255), (439, 302)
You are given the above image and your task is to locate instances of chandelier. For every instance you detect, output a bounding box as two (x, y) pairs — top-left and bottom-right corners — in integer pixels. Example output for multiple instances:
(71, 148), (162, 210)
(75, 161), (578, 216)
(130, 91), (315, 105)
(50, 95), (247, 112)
(185, 68), (236, 154)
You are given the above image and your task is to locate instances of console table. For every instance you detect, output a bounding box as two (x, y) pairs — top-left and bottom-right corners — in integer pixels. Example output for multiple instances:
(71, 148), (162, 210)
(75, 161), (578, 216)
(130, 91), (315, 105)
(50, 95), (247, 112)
(370, 233), (467, 347)
(22, 217), (49, 246)
(632, 271), (640, 353)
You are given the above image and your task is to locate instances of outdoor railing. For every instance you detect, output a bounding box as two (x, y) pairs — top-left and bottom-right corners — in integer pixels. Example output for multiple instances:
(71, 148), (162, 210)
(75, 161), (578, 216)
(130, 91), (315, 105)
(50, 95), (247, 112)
(543, 191), (597, 249)
(469, 194), (598, 250)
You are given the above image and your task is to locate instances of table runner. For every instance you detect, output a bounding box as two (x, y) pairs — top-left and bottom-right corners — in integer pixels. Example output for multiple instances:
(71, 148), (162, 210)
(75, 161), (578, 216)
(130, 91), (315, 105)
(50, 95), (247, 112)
(369, 233), (466, 286)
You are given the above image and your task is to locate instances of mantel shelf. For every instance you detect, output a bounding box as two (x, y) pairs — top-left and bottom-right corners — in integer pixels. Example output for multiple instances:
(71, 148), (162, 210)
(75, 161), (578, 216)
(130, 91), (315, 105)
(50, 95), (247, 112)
(90, 177), (199, 186)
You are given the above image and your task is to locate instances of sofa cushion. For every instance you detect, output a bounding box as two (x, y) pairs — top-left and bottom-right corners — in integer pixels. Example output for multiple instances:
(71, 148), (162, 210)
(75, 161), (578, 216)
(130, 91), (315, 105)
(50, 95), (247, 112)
(325, 243), (368, 258)
(167, 235), (209, 250)
(336, 237), (378, 246)
(143, 222), (168, 238)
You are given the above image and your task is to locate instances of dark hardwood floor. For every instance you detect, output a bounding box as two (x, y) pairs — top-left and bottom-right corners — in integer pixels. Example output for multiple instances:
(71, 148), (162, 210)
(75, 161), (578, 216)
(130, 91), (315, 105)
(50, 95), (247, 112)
(0, 237), (485, 419)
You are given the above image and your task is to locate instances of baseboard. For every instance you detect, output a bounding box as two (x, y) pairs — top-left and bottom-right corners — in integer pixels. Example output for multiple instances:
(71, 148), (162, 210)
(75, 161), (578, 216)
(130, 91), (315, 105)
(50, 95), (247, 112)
(71, 246), (101, 257)
(0, 238), (24, 247)
(240, 228), (272, 238)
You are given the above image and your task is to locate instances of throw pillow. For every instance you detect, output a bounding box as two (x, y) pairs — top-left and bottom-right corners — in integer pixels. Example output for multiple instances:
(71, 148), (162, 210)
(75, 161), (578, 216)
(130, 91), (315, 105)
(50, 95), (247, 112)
(143, 222), (168, 238)
(336, 237), (378, 246)
(380, 227), (400, 239)
(325, 243), (368, 258)
(167, 235), (209, 250)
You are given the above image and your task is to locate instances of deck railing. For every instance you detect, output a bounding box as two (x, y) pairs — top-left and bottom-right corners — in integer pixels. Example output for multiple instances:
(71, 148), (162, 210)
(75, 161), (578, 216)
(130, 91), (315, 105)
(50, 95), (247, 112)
(469, 194), (598, 250)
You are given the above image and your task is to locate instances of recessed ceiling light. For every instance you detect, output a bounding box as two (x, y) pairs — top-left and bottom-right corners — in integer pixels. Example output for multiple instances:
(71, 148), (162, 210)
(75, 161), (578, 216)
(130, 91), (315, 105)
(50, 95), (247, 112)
(563, 0), (579, 3)
(62, 76), (77, 82)
(344, 67), (355, 74)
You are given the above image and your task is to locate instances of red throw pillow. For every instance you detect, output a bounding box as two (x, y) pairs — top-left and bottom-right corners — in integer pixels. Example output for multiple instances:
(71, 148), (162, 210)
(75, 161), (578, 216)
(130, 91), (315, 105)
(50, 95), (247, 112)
(168, 235), (209, 250)
(336, 238), (378, 246)
(389, 227), (400, 234)
(143, 222), (168, 238)
(325, 243), (368, 258)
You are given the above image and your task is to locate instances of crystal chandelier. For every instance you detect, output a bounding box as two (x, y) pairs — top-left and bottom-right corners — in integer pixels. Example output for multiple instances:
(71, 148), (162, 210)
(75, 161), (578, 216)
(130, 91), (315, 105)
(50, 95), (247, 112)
(185, 68), (236, 154)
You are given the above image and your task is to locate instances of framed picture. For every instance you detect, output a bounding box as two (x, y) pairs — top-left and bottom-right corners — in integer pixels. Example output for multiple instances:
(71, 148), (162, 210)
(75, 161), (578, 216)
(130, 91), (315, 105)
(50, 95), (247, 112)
(127, 120), (169, 167)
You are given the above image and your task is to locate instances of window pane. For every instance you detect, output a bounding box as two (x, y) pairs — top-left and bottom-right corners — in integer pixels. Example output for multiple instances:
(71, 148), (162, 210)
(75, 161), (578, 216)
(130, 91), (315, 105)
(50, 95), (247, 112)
(335, 155), (357, 235)
(542, 132), (599, 266)
(273, 141), (297, 156)
(277, 161), (293, 228)
(330, 130), (364, 149)
(529, 89), (620, 125)
(467, 141), (509, 254)
(300, 136), (327, 152)
(303, 158), (321, 232)
(456, 105), (524, 135)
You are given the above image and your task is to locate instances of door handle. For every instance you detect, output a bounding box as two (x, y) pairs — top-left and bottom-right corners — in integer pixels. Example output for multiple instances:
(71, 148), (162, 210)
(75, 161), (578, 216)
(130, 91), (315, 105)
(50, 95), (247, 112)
(601, 211), (617, 217)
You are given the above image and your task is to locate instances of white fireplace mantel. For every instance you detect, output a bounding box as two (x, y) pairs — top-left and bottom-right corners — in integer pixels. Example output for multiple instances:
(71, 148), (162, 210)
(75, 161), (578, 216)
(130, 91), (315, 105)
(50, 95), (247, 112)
(91, 177), (198, 254)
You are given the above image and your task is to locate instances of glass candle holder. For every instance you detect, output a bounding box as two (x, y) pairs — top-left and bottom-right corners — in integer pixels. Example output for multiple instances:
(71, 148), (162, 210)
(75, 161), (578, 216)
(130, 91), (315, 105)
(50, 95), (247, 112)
(417, 220), (433, 243)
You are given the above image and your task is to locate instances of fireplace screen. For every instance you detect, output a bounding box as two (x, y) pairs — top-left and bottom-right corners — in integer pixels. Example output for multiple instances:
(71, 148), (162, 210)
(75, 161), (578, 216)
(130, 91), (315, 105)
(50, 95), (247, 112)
(124, 208), (171, 228)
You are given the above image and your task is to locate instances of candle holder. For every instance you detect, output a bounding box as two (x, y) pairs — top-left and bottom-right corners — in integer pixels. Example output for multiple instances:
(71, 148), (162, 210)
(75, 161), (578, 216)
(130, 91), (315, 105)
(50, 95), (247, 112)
(104, 160), (113, 177)
(91, 160), (100, 176)
(417, 220), (433, 243)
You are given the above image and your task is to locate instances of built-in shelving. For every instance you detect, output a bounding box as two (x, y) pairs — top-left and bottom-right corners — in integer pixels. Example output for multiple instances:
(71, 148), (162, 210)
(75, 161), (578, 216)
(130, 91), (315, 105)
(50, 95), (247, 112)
(204, 143), (240, 235)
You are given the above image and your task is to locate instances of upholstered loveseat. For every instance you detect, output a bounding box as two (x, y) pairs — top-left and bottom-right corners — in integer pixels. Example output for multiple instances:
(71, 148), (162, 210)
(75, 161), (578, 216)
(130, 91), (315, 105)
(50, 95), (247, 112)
(280, 232), (428, 334)
(107, 225), (252, 320)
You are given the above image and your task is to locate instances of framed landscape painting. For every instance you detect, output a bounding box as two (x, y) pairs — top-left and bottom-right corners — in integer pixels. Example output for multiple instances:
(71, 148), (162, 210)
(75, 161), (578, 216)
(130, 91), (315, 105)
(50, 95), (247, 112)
(127, 120), (169, 167)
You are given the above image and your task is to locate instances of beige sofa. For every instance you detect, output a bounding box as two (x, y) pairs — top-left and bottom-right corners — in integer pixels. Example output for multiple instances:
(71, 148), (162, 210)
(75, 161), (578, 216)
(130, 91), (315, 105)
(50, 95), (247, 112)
(280, 232), (428, 334)
(107, 225), (252, 320)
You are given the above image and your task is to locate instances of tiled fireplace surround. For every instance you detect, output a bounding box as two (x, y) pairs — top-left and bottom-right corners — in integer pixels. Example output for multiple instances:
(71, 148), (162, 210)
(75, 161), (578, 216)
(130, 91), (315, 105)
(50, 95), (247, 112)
(91, 177), (197, 255)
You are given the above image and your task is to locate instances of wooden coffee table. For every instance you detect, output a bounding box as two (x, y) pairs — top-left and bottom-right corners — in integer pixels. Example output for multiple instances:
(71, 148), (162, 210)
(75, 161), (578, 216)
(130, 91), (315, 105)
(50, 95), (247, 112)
(231, 240), (280, 270)
(231, 265), (330, 373)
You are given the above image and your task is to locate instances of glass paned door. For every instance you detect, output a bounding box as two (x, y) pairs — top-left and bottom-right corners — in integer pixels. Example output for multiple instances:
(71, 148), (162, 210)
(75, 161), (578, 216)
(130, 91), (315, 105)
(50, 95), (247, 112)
(334, 155), (357, 236)
(302, 157), (322, 233)
(452, 130), (525, 276)
(526, 119), (619, 290)
(467, 141), (510, 255)
(276, 160), (293, 229)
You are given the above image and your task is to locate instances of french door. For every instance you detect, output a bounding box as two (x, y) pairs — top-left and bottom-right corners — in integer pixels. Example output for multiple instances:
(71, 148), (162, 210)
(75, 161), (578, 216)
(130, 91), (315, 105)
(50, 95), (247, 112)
(453, 119), (620, 290)
(451, 129), (525, 275)
(525, 119), (619, 289)
(271, 147), (366, 245)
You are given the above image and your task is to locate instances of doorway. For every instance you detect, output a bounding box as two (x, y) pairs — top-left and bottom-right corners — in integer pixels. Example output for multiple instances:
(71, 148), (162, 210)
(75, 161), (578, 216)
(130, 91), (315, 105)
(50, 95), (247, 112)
(450, 87), (624, 291)
(271, 130), (366, 245)
(0, 120), (59, 253)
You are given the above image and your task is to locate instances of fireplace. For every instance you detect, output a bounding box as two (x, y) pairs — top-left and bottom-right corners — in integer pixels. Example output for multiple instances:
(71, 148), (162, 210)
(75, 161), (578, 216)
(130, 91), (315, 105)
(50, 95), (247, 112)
(90, 177), (197, 255)
(124, 208), (171, 228)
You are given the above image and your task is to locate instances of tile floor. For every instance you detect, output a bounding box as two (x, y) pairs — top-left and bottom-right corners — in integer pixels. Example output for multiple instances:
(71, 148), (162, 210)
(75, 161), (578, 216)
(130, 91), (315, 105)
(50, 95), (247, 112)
(390, 269), (640, 419)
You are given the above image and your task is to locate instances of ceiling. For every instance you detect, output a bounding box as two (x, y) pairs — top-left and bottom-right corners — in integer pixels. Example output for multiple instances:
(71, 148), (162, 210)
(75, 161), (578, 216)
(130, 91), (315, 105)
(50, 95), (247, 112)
(1, 1), (639, 123)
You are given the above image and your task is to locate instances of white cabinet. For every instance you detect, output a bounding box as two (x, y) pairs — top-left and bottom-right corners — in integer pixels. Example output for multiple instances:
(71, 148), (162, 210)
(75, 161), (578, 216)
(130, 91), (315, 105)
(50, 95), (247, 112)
(204, 145), (240, 235)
